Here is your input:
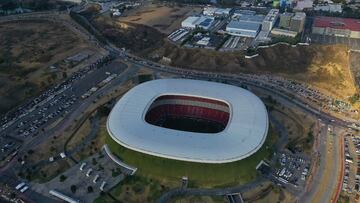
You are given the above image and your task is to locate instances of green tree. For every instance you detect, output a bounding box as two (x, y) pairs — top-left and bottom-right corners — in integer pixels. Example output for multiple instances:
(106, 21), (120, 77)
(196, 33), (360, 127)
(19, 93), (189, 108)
(87, 186), (93, 193)
(70, 185), (77, 193)
(59, 174), (67, 182)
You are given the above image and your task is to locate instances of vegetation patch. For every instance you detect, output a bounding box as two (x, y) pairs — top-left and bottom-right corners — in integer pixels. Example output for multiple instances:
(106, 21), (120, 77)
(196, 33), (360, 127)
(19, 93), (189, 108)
(104, 125), (278, 187)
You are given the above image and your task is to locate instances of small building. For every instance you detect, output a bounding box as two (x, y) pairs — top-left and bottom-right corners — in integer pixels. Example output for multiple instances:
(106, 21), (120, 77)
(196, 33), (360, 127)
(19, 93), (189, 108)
(181, 16), (200, 29)
(312, 16), (360, 39)
(226, 21), (261, 38)
(262, 9), (279, 31)
(181, 16), (214, 30)
(232, 9), (256, 19)
(49, 190), (80, 203)
(271, 28), (298, 37)
(113, 11), (122, 16)
(294, 0), (313, 11)
(279, 13), (294, 29)
(60, 152), (66, 158)
(314, 4), (343, 13)
(289, 12), (306, 33)
(203, 7), (232, 17)
(196, 37), (211, 46)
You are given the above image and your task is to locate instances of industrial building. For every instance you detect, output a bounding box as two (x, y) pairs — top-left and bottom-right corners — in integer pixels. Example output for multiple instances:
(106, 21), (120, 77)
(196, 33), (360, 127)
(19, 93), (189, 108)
(226, 20), (261, 38)
(203, 7), (232, 17)
(289, 12), (306, 33)
(262, 9), (279, 31)
(226, 12), (264, 38)
(237, 14), (265, 23)
(271, 28), (298, 37)
(181, 15), (215, 30)
(232, 9), (256, 19)
(279, 13), (293, 29)
(312, 16), (360, 39)
(196, 37), (211, 46)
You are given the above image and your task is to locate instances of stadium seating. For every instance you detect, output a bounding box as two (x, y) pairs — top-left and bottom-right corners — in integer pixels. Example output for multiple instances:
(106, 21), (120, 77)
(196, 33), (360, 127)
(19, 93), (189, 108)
(145, 104), (229, 126)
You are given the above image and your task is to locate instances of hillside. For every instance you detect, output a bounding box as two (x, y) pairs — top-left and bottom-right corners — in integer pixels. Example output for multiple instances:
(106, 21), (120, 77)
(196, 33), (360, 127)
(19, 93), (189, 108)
(153, 42), (357, 100)
(91, 17), (358, 101)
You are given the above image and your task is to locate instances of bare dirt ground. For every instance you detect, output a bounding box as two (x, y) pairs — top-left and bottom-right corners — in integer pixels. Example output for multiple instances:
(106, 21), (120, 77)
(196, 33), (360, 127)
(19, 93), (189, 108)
(153, 42), (357, 100)
(0, 20), (102, 115)
(119, 3), (201, 34)
(93, 15), (165, 54)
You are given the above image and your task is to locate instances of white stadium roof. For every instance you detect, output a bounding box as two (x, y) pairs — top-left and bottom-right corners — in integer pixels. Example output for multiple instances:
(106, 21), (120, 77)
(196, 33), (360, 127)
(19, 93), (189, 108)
(107, 79), (268, 163)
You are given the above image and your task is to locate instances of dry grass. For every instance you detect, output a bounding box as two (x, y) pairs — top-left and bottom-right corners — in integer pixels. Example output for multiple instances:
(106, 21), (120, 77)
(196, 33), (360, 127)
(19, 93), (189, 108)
(93, 15), (165, 54)
(67, 119), (92, 150)
(119, 3), (201, 34)
(311, 134), (335, 203)
(273, 107), (316, 154)
(253, 188), (295, 203)
(153, 42), (357, 100)
(0, 20), (98, 115)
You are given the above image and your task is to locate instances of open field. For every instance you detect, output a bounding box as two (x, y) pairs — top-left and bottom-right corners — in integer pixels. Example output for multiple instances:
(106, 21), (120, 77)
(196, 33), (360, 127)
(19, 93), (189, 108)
(252, 187), (295, 203)
(119, 3), (201, 34)
(0, 20), (101, 116)
(105, 125), (278, 187)
(272, 107), (315, 153)
(93, 15), (165, 54)
(94, 174), (171, 203)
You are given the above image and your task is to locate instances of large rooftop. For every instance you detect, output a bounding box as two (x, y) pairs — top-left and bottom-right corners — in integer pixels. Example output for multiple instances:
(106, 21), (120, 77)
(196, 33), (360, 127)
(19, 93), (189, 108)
(227, 20), (261, 31)
(107, 79), (268, 163)
(313, 16), (360, 31)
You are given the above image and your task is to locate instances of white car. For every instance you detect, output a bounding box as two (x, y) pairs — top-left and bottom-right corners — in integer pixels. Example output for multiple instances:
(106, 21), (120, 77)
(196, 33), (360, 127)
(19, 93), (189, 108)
(20, 186), (29, 193)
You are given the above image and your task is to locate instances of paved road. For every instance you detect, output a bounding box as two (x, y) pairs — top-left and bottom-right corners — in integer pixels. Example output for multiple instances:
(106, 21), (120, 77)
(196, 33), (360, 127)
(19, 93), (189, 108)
(157, 178), (266, 203)
(28, 114), (100, 172)
(300, 124), (343, 203)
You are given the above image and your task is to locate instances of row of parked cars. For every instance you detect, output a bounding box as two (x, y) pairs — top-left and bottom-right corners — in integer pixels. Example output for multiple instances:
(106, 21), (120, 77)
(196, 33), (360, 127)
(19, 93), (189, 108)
(351, 136), (360, 193)
(343, 135), (360, 193)
(0, 54), (113, 133)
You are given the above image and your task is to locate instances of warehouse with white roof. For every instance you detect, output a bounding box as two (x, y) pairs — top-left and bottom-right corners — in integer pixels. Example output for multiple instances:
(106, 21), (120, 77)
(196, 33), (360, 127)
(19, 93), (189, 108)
(181, 15), (215, 30)
(107, 79), (268, 163)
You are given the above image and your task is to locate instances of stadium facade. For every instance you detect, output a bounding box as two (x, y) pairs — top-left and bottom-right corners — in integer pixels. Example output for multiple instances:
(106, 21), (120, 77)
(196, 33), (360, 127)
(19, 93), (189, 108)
(107, 79), (268, 163)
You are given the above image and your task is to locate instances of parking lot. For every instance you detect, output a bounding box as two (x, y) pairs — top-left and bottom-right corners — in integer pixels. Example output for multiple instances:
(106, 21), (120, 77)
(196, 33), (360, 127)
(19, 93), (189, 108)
(0, 58), (126, 136)
(343, 134), (360, 201)
(32, 151), (125, 203)
(310, 34), (360, 50)
(272, 151), (311, 190)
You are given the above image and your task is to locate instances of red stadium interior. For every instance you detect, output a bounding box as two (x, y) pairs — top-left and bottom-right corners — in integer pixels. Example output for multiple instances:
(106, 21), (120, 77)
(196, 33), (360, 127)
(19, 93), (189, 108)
(145, 95), (230, 133)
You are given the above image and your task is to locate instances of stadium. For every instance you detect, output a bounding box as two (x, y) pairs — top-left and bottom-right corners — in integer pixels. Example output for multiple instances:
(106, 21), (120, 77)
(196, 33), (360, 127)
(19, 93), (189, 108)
(107, 79), (269, 164)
